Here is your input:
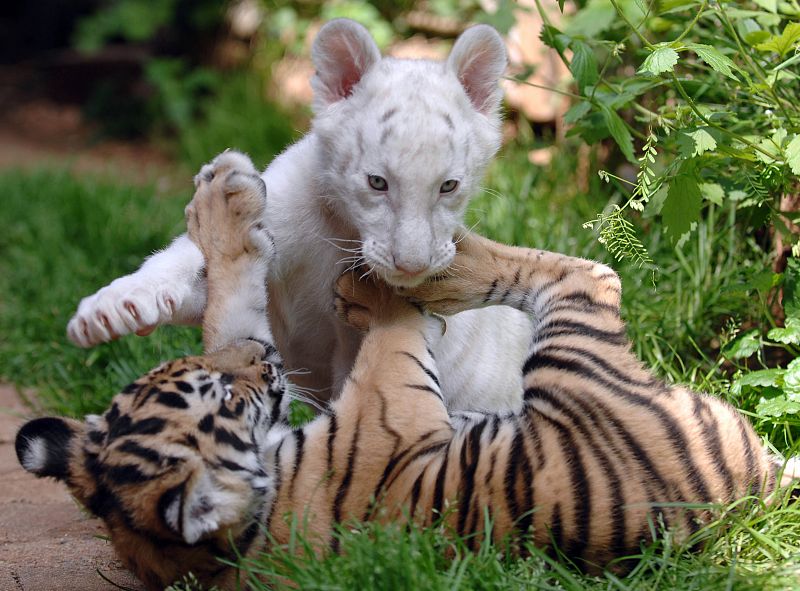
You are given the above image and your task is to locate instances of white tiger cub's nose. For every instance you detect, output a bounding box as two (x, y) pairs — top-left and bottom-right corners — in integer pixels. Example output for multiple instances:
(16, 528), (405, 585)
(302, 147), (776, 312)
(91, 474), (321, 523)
(394, 261), (427, 277)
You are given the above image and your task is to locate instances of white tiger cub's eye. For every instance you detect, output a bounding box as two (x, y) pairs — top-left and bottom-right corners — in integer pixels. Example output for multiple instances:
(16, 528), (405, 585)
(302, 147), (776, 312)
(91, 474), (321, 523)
(440, 179), (459, 194)
(368, 175), (388, 191)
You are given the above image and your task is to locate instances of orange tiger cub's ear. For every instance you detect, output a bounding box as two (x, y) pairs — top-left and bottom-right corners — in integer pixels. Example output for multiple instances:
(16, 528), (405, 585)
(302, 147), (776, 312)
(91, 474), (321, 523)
(161, 463), (252, 544)
(16, 416), (84, 480)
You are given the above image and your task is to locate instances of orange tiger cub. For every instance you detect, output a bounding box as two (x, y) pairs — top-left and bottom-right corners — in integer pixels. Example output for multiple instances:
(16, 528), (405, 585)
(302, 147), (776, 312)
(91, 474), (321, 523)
(16, 153), (799, 590)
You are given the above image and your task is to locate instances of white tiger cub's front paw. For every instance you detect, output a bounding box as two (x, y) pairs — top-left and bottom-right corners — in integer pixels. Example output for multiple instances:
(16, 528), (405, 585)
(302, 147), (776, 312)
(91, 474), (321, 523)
(67, 271), (198, 348)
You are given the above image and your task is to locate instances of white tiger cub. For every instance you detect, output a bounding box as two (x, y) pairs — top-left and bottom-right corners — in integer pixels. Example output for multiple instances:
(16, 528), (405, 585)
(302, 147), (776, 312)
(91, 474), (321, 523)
(67, 19), (532, 412)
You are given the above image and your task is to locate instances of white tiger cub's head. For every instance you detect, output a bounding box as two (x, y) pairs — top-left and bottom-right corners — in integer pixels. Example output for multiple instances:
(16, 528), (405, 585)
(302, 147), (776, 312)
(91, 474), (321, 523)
(15, 340), (290, 591)
(312, 19), (507, 287)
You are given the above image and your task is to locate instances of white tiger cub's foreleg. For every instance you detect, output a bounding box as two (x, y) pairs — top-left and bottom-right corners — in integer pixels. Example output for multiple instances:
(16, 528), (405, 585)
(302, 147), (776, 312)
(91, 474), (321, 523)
(67, 234), (207, 347)
(66, 153), (269, 349)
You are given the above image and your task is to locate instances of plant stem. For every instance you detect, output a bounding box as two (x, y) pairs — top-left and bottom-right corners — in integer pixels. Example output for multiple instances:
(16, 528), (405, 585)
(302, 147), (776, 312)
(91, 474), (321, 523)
(608, 0), (655, 49)
(502, 77), (583, 100)
(674, 0), (708, 45)
(532, 0), (572, 71)
(713, 3), (796, 126)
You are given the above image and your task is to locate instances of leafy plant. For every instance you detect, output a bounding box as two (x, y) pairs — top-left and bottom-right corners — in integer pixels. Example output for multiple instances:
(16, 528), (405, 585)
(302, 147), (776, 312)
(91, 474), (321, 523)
(727, 257), (800, 429)
(145, 61), (296, 169)
(535, 0), (800, 262)
(72, 0), (222, 52)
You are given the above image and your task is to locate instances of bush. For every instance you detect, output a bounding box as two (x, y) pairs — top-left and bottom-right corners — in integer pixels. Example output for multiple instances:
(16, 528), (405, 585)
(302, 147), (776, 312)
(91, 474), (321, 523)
(528, 0), (800, 431)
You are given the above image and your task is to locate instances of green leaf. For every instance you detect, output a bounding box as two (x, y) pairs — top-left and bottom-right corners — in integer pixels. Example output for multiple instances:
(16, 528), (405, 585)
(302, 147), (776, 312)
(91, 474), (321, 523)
(768, 316), (800, 345)
(685, 128), (717, 156)
(753, 0), (778, 12)
(750, 270), (781, 294)
(784, 357), (800, 397)
(659, 0), (696, 12)
(786, 134), (800, 175)
(662, 170), (702, 240)
(757, 396), (800, 418)
(724, 329), (762, 360)
(755, 22), (800, 58)
(755, 128), (787, 165)
(564, 1), (617, 37)
(732, 368), (784, 394)
(784, 258), (800, 318)
(570, 41), (599, 93)
(639, 45), (679, 76)
(539, 25), (571, 54)
(699, 182), (724, 205)
(744, 30), (771, 46)
(686, 43), (741, 80)
(644, 185), (668, 218)
(564, 101), (592, 124)
(600, 104), (636, 163)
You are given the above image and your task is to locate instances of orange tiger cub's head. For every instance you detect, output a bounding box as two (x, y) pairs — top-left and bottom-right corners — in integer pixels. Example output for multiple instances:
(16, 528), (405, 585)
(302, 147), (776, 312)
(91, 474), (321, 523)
(15, 339), (289, 591)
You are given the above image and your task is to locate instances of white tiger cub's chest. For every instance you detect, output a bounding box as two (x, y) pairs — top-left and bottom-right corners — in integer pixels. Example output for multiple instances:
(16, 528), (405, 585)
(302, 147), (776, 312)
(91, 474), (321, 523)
(430, 307), (530, 412)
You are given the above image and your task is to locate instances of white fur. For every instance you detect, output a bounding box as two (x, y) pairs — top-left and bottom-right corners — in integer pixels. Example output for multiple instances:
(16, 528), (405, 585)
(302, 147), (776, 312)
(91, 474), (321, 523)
(181, 470), (244, 544)
(66, 20), (530, 413)
(67, 233), (207, 344)
(207, 256), (274, 350)
(784, 456), (800, 479)
(20, 436), (48, 473)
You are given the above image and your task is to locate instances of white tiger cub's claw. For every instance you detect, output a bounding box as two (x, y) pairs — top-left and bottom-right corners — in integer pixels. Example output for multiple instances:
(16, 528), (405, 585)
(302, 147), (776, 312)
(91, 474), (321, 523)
(67, 263), (201, 348)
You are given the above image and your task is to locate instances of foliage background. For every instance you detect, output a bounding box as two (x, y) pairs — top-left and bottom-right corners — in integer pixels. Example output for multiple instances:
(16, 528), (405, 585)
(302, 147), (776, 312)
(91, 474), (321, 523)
(1, 0), (799, 589)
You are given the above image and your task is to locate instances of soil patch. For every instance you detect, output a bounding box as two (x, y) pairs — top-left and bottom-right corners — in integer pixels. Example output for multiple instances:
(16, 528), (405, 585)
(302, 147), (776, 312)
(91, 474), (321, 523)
(0, 385), (144, 591)
(0, 96), (185, 191)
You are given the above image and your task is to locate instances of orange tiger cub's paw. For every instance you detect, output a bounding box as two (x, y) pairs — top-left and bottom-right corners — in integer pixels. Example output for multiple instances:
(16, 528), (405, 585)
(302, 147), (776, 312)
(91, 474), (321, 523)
(186, 151), (272, 263)
(397, 232), (500, 316)
(334, 271), (418, 331)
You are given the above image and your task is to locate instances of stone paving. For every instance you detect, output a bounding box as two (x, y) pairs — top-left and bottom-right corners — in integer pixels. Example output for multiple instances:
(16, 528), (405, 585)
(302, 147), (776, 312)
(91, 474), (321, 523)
(0, 385), (144, 590)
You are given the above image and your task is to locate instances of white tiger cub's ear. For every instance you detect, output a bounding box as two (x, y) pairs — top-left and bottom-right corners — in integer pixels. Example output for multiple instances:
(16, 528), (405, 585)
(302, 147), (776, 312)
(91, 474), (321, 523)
(311, 18), (381, 111)
(447, 24), (507, 115)
(162, 467), (249, 545)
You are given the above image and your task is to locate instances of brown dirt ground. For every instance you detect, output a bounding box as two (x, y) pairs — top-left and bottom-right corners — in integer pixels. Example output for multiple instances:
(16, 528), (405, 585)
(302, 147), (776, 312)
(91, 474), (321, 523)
(0, 385), (145, 591)
(0, 99), (186, 189)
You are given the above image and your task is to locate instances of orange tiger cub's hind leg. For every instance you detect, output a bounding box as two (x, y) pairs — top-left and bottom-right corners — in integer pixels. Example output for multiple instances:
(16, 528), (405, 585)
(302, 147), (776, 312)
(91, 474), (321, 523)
(330, 272), (454, 522)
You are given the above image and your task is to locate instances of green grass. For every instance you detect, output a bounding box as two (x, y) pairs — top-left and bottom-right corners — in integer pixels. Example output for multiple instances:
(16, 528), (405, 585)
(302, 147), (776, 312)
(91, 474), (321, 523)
(0, 168), (201, 415)
(1, 150), (799, 590)
(182, 493), (800, 591)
